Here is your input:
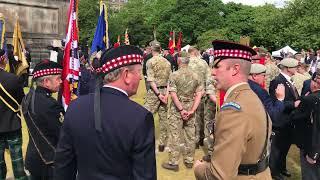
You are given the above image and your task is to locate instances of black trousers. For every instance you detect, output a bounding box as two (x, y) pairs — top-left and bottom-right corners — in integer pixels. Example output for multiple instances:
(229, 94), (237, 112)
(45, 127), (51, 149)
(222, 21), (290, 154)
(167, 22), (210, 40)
(269, 126), (292, 176)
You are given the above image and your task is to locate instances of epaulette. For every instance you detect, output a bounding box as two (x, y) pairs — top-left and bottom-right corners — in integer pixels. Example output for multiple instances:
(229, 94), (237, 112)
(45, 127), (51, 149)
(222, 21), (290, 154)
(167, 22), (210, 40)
(221, 102), (241, 111)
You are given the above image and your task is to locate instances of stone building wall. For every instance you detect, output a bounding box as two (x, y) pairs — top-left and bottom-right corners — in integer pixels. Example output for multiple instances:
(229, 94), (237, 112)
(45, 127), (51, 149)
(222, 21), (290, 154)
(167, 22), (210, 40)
(0, 0), (69, 66)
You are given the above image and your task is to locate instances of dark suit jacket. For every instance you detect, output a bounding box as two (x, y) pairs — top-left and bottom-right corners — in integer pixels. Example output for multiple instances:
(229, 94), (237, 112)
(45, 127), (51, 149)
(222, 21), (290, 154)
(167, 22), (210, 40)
(291, 90), (320, 160)
(249, 80), (284, 123)
(301, 79), (311, 96)
(269, 73), (298, 127)
(0, 69), (24, 133)
(305, 55), (316, 64)
(54, 87), (156, 180)
(22, 86), (64, 176)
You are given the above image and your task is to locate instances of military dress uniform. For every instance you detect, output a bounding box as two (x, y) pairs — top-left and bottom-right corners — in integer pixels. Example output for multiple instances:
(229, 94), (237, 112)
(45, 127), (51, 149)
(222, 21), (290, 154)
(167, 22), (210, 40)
(194, 40), (272, 180)
(0, 53), (27, 180)
(188, 56), (212, 145)
(21, 61), (64, 180)
(54, 46), (156, 180)
(144, 54), (171, 148)
(166, 66), (203, 167)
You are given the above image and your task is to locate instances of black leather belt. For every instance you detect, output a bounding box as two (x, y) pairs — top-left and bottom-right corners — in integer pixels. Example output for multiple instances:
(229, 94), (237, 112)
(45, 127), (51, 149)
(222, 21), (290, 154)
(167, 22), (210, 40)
(238, 156), (269, 175)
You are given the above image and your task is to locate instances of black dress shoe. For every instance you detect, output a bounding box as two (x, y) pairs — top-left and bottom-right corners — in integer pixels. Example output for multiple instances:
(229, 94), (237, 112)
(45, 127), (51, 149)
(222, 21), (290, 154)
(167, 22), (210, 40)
(195, 143), (199, 149)
(199, 138), (204, 146)
(158, 145), (165, 152)
(281, 170), (291, 177)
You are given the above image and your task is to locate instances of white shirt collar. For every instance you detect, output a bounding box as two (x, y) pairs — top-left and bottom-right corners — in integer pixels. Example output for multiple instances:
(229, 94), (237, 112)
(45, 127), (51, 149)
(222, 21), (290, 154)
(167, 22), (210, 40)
(280, 72), (292, 83)
(103, 85), (128, 96)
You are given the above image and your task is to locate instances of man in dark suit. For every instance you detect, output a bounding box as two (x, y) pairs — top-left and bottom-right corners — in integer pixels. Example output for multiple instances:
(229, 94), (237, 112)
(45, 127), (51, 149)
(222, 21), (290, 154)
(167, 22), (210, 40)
(21, 60), (64, 180)
(54, 45), (157, 180)
(305, 49), (316, 65)
(269, 58), (301, 180)
(291, 70), (320, 180)
(0, 49), (27, 180)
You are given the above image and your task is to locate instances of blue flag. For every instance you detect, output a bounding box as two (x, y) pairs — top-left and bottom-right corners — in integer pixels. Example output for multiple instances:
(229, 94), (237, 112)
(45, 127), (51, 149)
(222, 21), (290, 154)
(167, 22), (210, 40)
(90, 6), (106, 54)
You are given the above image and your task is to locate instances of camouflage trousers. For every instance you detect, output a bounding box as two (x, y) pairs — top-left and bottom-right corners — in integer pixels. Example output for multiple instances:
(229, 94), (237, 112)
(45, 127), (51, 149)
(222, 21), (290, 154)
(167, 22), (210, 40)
(195, 97), (205, 143)
(0, 130), (27, 180)
(168, 102), (195, 165)
(203, 98), (216, 155)
(144, 88), (168, 146)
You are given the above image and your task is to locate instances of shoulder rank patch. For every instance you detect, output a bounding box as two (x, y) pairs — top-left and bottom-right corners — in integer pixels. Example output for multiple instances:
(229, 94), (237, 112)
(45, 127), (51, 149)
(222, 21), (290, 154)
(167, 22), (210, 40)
(221, 102), (241, 111)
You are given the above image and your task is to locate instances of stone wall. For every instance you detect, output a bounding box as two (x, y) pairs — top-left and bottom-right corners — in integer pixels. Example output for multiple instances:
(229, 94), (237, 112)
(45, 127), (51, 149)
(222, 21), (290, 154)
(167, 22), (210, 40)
(0, 0), (69, 66)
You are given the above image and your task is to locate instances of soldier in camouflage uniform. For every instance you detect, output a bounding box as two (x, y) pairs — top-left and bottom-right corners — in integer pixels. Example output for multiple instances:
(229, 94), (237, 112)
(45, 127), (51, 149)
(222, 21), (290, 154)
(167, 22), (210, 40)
(265, 54), (280, 90)
(292, 62), (311, 95)
(162, 52), (203, 171)
(188, 47), (212, 147)
(144, 44), (172, 152)
(202, 77), (217, 161)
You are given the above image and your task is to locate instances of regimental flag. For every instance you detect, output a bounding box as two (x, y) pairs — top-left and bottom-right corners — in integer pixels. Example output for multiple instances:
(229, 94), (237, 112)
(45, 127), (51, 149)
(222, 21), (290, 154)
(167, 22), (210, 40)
(0, 14), (9, 72)
(13, 18), (29, 76)
(168, 31), (175, 54)
(176, 31), (182, 52)
(61, 0), (81, 110)
(90, 1), (108, 54)
(124, 28), (130, 45)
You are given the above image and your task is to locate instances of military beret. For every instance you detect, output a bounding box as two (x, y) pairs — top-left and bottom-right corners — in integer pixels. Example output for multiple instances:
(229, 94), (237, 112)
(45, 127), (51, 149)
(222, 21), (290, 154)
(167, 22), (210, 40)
(149, 40), (161, 48)
(278, 58), (299, 68)
(95, 45), (143, 75)
(32, 60), (62, 79)
(212, 40), (257, 67)
(250, 63), (267, 74)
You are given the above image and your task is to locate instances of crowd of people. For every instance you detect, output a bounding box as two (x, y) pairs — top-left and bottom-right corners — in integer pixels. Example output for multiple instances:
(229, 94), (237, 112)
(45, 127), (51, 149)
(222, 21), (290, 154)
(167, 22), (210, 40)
(0, 39), (320, 180)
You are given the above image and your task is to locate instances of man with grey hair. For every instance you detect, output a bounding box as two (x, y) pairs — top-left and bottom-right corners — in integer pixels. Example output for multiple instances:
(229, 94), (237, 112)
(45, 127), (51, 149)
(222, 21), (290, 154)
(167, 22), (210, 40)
(194, 40), (272, 179)
(269, 58), (301, 179)
(162, 52), (203, 171)
(21, 60), (64, 180)
(54, 45), (156, 180)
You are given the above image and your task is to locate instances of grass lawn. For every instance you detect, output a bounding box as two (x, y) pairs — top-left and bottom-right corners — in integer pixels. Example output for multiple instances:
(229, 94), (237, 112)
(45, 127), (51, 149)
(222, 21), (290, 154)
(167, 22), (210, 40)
(4, 80), (301, 179)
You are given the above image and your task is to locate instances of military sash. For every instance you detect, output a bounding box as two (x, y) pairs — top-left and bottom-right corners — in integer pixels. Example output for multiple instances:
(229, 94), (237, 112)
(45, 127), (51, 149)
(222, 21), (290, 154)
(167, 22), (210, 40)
(0, 83), (21, 119)
(21, 90), (55, 165)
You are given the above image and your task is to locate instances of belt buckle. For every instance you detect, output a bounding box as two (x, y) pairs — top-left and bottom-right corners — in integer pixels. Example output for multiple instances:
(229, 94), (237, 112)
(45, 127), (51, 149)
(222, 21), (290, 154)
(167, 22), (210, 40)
(246, 169), (251, 176)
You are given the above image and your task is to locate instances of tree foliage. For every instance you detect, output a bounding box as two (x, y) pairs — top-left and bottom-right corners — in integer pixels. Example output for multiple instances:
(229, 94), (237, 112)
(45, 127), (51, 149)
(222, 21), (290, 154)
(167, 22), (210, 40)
(78, 0), (320, 51)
